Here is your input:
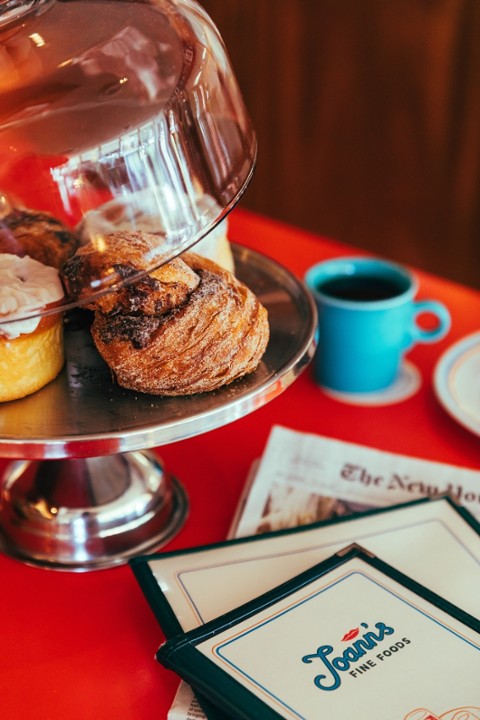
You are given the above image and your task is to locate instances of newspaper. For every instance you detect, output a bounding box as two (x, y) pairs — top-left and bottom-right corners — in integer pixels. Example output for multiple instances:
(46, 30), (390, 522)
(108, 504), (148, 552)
(233, 425), (480, 535)
(168, 425), (480, 719)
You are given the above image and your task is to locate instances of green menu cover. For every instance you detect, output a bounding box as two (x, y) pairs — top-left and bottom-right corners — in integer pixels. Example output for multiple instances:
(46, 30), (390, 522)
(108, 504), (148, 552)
(130, 496), (480, 637)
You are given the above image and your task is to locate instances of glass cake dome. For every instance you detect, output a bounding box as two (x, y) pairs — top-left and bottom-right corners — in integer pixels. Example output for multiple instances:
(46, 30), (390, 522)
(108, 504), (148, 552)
(0, 0), (256, 324)
(0, 0), (318, 574)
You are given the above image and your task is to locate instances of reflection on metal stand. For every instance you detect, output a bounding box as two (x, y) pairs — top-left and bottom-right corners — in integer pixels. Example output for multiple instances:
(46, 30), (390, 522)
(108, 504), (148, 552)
(0, 451), (188, 571)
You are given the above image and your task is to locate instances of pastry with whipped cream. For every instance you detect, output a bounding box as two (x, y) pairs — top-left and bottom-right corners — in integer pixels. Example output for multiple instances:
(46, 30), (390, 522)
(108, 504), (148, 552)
(0, 254), (65, 401)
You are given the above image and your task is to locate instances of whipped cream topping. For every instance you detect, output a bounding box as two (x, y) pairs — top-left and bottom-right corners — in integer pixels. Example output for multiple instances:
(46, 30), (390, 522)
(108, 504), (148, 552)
(0, 254), (64, 339)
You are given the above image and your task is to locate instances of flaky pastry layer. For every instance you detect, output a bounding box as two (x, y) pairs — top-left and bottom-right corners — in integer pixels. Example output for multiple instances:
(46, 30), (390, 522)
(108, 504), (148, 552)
(90, 252), (269, 395)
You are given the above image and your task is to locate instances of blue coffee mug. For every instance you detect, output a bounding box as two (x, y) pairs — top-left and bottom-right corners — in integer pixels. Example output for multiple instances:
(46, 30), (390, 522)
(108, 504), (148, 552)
(304, 257), (451, 393)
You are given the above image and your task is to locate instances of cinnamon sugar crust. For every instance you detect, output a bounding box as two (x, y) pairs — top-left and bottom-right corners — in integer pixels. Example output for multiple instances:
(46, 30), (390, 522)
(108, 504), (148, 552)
(61, 230), (199, 313)
(90, 251), (270, 395)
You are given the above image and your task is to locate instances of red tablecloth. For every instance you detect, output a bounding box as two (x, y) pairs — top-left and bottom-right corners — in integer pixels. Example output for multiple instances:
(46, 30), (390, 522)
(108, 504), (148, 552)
(0, 208), (478, 719)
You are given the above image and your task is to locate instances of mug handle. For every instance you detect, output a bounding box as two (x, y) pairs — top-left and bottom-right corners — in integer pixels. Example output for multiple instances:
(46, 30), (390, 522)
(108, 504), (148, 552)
(410, 300), (451, 344)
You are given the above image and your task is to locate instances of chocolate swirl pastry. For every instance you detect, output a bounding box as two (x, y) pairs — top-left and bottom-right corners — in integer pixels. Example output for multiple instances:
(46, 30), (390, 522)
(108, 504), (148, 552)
(62, 230), (200, 315)
(62, 232), (269, 396)
(0, 208), (80, 269)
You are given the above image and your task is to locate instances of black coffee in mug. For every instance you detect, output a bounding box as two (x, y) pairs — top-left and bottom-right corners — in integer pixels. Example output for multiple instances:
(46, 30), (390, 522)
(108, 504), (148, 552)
(305, 256), (451, 393)
(318, 274), (406, 302)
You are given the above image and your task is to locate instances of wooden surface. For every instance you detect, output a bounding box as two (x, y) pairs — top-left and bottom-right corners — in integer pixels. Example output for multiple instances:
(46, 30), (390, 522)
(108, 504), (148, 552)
(200, 0), (480, 289)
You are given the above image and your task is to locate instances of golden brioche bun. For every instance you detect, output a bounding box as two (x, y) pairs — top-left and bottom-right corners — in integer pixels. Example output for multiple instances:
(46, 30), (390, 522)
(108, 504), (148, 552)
(0, 311), (64, 402)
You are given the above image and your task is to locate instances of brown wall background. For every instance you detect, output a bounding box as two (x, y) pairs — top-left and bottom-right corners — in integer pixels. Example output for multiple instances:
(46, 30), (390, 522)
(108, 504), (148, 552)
(200, 0), (480, 289)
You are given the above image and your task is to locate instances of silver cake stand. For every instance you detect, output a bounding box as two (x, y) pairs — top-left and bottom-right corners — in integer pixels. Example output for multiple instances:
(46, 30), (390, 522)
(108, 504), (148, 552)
(0, 245), (317, 571)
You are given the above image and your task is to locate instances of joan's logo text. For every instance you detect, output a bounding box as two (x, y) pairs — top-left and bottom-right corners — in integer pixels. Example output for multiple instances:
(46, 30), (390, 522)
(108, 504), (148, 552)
(302, 621), (394, 691)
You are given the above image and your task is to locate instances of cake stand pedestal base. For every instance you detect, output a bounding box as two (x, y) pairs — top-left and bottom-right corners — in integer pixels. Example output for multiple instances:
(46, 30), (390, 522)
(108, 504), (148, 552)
(0, 451), (188, 571)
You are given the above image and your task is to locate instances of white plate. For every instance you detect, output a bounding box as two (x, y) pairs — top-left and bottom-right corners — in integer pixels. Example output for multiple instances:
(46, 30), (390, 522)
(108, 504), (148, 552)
(433, 331), (480, 436)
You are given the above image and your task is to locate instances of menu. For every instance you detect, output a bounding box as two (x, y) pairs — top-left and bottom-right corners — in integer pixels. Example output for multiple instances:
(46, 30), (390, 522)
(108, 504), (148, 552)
(156, 547), (480, 720)
(129, 426), (480, 720)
